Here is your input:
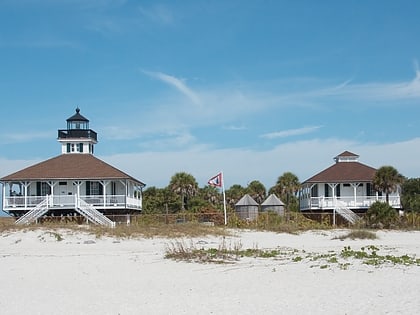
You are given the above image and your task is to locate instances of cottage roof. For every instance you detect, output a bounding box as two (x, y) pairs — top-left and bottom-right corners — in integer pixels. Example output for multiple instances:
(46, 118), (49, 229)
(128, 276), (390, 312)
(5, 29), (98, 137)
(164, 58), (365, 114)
(261, 194), (285, 206)
(336, 150), (358, 158)
(303, 153), (376, 184)
(235, 194), (259, 206)
(0, 154), (145, 185)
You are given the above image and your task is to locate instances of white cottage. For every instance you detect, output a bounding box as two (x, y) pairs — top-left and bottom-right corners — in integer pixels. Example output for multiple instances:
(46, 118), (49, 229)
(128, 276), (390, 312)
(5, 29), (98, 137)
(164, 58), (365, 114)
(0, 108), (145, 227)
(299, 151), (401, 223)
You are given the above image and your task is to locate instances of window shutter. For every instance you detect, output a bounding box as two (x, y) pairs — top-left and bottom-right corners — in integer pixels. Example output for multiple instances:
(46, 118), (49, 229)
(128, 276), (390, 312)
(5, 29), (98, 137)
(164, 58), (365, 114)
(36, 182), (41, 196)
(86, 181), (91, 195)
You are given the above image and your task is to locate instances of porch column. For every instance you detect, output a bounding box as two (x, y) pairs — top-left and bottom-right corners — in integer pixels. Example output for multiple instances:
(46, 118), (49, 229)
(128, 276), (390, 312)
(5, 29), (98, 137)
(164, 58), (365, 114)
(328, 183), (338, 206)
(73, 181), (82, 208)
(23, 182), (30, 210)
(48, 181), (57, 207)
(2, 183), (5, 209)
(101, 181), (110, 208)
(351, 183), (360, 207)
(309, 184), (316, 209)
(328, 183), (338, 226)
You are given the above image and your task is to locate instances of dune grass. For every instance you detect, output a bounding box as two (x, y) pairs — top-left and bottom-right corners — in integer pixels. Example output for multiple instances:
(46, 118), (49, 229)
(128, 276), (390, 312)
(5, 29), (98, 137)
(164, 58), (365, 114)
(0, 217), (231, 239)
(335, 230), (377, 240)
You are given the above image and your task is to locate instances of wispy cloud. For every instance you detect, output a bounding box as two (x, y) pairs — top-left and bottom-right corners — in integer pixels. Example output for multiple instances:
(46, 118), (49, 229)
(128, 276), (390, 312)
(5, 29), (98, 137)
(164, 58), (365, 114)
(0, 0), (127, 9)
(142, 70), (202, 105)
(223, 125), (247, 131)
(0, 39), (81, 49)
(138, 4), (174, 25)
(261, 126), (323, 139)
(100, 137), (420, 188)
(318, 68), (420, 101)
(0, 131), (51, 144)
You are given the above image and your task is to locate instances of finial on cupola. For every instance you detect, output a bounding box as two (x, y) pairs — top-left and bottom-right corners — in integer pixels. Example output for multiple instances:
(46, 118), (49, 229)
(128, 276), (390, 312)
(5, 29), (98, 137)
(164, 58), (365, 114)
(76, 106), (80, 113)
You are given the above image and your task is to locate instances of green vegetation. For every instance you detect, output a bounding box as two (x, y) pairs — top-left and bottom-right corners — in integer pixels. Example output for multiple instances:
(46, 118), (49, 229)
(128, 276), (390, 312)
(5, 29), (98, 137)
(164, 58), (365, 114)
(401, 178), (420, 213)
(164, 239), (420, 269)
(366, 201), (398, 228)
(335, 230), (377, 240)
(165, 239), (290, 264)
(373, 166), (405, 204)
(340, 246), (420, 266)
(269, 172), (300, 212)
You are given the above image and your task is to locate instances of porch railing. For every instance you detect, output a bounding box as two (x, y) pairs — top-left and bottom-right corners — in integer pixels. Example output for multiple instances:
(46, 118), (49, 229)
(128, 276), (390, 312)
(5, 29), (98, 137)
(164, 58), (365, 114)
(4, 194), (142, 210)
(301, 195), (401, 210)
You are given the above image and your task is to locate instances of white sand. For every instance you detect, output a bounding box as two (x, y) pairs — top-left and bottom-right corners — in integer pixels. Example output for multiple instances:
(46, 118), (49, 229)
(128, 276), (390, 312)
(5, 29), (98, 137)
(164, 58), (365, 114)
(1, 228), (419, 315)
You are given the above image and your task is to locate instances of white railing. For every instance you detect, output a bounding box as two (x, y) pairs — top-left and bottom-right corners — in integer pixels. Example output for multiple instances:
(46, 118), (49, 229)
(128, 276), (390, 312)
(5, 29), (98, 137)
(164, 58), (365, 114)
(15, 197), (50, 225)
(126, 196), (142, 209)
(334, 201), (360, 224)
(4, 194), (141, 210)
(76, 198), (115, 228)
(304, 195), (401, 210)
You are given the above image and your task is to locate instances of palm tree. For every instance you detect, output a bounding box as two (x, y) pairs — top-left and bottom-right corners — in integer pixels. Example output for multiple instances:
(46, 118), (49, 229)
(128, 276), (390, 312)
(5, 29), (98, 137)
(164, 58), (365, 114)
(247, 180), (266, 205)
(270, 172), (300, 210)
(168, 172), (199, 211)
(401, 178), (420, 212)
(143, 186), (177, 214)
(372, 166), (405, 204)
(225, 184), (247, 210)
(200, 185), (221, 206)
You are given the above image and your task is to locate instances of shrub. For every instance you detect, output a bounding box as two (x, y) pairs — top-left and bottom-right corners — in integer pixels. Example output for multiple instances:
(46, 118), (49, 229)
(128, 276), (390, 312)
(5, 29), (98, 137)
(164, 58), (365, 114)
(366, 201), (398, 228)
(336, 230), (377, 240)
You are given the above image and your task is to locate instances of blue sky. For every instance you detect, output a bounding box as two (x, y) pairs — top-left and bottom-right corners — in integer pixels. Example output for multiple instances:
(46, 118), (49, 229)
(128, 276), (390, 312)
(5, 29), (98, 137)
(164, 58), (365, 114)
(1, 0), (420, 191)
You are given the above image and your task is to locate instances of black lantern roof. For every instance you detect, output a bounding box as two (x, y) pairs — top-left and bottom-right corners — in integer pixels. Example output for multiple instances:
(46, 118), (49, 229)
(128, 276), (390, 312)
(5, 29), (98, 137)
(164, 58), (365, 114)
(66, 107), (89, 123)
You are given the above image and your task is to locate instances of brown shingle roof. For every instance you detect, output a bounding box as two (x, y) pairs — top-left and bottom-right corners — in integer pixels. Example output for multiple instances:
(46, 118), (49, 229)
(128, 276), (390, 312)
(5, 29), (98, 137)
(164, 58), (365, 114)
(303, 161), (377, 184)
(0, 154), (145, 185)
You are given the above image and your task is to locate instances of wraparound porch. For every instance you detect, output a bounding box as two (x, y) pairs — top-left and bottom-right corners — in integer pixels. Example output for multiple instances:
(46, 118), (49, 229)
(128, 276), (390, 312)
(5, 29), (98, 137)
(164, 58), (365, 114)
(300, 195), (401, 211)
(4, 194), (142, 214)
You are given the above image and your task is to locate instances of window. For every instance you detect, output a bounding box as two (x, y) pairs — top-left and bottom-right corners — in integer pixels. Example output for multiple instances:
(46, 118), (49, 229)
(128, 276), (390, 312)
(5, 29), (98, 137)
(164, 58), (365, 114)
(336, 185), (341, 197)
(67, 143), (71, 153)
(78, 143), (83, 153)
(86, 181), (102, 196)
(324, 184), (330, 197)
(36, 182), (51, 196)
(90, 182), (100, 195)
(367, 183), (375, 196)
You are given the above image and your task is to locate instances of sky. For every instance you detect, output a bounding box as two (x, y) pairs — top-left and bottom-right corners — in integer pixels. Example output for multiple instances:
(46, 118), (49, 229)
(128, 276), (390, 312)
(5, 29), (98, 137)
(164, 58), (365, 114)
(1, 0), (420, 193)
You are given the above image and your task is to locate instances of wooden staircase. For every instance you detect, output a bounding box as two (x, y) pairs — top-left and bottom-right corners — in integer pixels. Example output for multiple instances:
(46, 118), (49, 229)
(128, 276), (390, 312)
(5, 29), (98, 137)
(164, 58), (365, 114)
(15, 196), (115, 228)
(15, 198), (50, 225)
(335, 201), (360, 224)
(76, 199), (116, 228)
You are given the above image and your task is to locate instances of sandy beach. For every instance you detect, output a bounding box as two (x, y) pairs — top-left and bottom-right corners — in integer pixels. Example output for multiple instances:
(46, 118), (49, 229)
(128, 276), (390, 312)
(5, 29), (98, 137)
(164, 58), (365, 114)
(1, 228), (419, 315)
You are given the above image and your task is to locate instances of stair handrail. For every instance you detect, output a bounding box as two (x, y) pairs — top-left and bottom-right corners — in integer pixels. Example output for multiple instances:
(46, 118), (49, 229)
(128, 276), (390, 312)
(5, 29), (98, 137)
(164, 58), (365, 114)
(15, 197), (50, 225)
(77, 198), (115, 228)
(334, 200), (360, 224)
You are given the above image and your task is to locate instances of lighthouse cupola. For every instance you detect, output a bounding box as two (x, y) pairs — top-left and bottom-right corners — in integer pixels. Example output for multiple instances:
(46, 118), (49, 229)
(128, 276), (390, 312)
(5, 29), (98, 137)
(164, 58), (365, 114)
(57, 107), (98, 155)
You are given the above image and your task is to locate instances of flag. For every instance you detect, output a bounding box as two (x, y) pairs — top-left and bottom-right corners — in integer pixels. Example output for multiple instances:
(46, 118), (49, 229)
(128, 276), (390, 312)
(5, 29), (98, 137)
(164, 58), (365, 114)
(208, 172), (222, 187)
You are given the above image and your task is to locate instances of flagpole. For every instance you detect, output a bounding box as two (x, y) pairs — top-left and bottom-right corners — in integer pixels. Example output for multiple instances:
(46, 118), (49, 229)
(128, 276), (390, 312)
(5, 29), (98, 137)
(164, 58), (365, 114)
(221, 171), (227, 225)
(208, 171), (227, 225)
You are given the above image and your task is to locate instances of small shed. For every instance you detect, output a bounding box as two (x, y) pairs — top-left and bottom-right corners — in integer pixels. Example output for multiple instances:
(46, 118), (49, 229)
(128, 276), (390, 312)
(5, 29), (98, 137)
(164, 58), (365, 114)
(235, 194), (259, 221)
(261, 194), (285, 216)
